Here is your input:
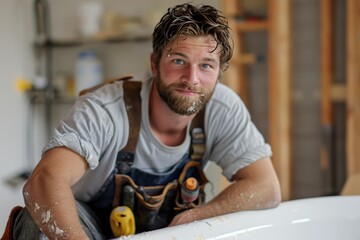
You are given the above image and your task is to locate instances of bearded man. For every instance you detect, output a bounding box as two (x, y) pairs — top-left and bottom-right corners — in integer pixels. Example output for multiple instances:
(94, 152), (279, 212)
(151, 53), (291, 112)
(11, 3), (280, 240)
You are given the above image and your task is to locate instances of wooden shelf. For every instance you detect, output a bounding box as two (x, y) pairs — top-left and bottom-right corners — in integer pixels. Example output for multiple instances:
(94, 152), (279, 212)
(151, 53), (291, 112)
(236, 20), (268, 31)
(35, 33), (151, 48)
(27, 88), (75, 104)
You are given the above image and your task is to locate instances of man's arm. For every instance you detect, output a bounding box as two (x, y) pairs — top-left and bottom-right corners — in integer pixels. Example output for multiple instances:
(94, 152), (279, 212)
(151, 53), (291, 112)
(169, 157), (281, 226)
(23, 146), (89, 239)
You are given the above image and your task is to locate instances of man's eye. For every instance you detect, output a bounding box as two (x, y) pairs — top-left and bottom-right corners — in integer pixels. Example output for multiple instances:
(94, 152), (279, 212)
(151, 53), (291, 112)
(174, 59), (184, 65)
(201, 64), (211, 69)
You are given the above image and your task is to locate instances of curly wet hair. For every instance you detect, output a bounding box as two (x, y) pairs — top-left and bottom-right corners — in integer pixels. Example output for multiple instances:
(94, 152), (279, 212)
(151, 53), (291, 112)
(152, 3), (233, 72)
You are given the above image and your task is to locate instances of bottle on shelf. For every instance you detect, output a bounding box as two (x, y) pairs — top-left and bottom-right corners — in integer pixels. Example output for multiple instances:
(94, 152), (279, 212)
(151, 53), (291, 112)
(74, 49), (103, 96)
(77, 1), (104, 38)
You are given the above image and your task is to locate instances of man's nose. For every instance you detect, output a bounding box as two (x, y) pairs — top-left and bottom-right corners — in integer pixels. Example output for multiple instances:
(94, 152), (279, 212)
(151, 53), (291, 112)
(182, 65), (199, 85)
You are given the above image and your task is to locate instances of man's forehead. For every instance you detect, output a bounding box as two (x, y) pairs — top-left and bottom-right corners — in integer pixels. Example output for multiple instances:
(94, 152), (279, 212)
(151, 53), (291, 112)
(168, 36), (220, 54)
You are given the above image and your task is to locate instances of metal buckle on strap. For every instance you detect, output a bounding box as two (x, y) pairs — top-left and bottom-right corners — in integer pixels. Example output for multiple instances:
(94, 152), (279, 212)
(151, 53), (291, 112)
(190, 127), (205, 161)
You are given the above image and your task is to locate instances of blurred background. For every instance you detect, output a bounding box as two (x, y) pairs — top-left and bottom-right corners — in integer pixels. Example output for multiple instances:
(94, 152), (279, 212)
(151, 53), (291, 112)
(1, 0), (359, 232)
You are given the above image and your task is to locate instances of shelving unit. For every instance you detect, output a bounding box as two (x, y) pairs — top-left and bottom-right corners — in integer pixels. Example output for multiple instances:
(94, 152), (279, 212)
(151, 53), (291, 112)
(221, 0), (359, 200)
(31, 0), (151, 139)
(32, 37), (151, 140)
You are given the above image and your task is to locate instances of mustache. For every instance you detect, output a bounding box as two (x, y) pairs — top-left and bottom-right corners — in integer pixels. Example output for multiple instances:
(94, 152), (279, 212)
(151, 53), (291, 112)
(171, 83), (206, 96)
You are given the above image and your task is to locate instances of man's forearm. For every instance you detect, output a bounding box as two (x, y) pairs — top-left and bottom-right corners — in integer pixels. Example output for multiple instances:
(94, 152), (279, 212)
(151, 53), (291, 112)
(192, 177), (280, 220)
(169, 158), (281, 226)
(22, 147), (90, 239)
(23, 173), (88, 239)
(170, 176), (280, 226)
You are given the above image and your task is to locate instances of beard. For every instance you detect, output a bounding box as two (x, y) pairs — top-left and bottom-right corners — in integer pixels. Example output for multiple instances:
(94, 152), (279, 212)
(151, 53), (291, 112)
(154, 73), (214, 116)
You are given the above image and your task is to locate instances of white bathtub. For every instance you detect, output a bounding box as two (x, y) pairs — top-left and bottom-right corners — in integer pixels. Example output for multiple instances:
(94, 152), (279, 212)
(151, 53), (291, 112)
(117, 195), (360, 240)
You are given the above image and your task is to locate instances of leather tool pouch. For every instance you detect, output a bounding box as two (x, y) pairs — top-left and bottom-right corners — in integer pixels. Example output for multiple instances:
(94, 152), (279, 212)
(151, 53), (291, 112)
(112, 160), (208, 233)
(174, 161), (208, 211)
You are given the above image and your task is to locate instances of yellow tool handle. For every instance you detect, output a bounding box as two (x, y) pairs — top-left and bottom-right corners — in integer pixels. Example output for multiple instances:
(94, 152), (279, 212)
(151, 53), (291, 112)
(110, 206), (136, 237)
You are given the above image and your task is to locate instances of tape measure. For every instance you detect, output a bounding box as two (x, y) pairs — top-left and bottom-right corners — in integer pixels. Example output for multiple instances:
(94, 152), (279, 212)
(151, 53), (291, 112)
(110, 206), (136, 237)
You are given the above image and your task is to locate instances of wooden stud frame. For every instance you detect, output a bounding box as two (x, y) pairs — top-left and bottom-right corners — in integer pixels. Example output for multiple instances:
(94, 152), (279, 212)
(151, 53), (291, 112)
(268, 0), (292, 200)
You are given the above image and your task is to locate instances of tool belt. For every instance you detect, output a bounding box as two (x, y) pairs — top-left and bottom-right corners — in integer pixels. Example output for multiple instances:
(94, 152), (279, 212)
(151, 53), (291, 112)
(112, 160), (208, 233)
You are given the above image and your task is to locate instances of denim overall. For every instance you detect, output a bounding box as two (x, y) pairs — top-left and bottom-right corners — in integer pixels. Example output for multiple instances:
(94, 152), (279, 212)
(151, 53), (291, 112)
(88, 150), (202, 236)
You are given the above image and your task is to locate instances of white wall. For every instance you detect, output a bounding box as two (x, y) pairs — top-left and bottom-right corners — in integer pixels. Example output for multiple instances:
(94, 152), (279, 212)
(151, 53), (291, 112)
(0, 0), (34, 232)
(0, 0), (220, 232)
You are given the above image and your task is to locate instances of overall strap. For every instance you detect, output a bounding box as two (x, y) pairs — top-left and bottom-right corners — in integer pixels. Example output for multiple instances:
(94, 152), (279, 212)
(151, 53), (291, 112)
(190, 107), (206, 161)
(122, 80), (142, 152)
(78, 74), (142, 153)
(79, 74), (134, 96)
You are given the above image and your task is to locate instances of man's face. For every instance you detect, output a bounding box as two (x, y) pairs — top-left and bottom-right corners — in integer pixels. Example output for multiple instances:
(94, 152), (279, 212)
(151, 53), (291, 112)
(152, 35), (221, 115)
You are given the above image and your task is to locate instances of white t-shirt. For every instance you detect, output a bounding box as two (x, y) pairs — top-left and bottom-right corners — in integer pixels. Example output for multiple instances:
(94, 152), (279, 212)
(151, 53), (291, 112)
(43, 78), (272, 202)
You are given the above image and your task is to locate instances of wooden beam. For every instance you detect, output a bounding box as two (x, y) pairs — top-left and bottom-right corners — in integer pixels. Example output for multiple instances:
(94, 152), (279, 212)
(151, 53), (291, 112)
(220, 0), (240, 94)
(320, 0), (335, 195)
(341, 172), (360, 195)
(222, 18), (247, 100)
(268, 0), (292, 200)
(321, 0), (334, 126)
(234, 28), (250, 107)
(220, 0), (240, 18)
(331, 83), (346, 102)
(221, 0), (250, 107)
(346, 0), (360, 176)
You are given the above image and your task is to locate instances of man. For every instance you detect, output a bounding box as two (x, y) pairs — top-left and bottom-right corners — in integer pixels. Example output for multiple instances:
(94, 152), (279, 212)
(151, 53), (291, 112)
(12, 3), (281, 240)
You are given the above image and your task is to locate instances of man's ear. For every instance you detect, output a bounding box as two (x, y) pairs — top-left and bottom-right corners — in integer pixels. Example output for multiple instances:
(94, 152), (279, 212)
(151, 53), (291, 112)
(150, 53), (157, 76)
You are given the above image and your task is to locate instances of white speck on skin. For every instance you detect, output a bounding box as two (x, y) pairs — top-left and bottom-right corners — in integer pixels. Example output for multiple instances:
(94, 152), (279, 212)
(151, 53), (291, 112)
(55, 226), (64, 235)
(235, 202), (242, 209)
(53, 221), (65, 235)
(34, 202), (40, 212)
(41, 210), (51, 224)
(23, 191), (29, 199)
(248, 193), (254, 202)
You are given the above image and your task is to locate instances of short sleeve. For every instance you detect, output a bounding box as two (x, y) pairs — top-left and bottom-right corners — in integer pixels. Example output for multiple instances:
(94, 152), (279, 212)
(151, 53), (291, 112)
(206, 84), (272, 180)
(42, 95), (114, 170)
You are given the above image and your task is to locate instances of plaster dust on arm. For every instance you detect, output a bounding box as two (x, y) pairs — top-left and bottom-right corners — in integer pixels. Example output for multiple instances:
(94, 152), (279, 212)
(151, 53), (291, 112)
(23, 147), (90, 240)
